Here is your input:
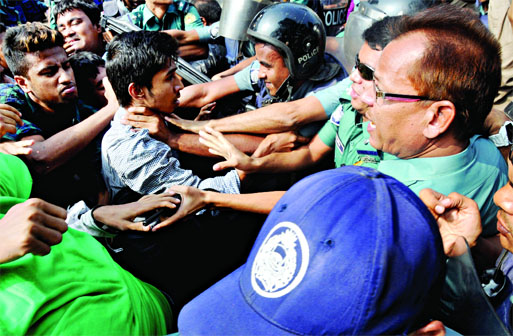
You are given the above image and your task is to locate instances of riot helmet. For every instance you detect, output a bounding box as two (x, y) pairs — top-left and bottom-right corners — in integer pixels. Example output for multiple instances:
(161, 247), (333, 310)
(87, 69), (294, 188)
(247, 3), (326, 80)
(343, 0), (441, 70)
(218, 0), (273, 41)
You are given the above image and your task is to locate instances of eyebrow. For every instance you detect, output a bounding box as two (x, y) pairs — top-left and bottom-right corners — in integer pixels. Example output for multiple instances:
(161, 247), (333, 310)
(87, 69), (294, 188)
(259, 60), (272, 68)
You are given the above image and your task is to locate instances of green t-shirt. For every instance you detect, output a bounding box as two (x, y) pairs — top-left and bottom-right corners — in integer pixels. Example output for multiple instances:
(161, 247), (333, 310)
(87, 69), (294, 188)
(0, 153), (172, 335)
(124, 1), (202, 31)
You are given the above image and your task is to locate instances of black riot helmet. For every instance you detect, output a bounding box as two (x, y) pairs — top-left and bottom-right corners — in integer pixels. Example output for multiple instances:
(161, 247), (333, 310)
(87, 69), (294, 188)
(247, 3), (326, 80)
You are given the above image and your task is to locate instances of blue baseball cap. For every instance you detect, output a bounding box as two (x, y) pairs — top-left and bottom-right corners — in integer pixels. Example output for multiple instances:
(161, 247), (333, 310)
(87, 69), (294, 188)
(178, 166), (445, 335)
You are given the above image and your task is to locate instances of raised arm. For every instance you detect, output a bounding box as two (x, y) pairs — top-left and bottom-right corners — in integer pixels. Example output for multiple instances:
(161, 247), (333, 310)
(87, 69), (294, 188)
(168, 95), (327, 134)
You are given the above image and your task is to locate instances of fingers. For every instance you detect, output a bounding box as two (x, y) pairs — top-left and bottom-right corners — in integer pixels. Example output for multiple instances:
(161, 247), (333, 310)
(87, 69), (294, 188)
(127, 106), (156, 116)
(212, 160), (233, 171)
(31, 222), (64, 248)
(419, 188), (452, 215)
(0, 104), (23, 125)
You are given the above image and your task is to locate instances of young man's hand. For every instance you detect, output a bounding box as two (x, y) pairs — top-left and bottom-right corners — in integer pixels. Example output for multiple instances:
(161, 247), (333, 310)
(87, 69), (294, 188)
(0, 104), (23, 137)
(123, 106), (172, 143)
(419, 188), (482, 257)
(0, 199), (68, 264)
(199, 126), (255, 172)
(92, 192), (181, 232)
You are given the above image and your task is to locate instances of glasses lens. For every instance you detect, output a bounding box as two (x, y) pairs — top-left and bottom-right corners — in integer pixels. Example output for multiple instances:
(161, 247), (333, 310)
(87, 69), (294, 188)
(355, 54), (374, 81)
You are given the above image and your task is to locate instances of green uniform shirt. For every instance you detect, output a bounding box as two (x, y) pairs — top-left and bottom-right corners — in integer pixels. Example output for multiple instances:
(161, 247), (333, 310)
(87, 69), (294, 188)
(125, 0), (202, 31)
(318, 98), (507, 237)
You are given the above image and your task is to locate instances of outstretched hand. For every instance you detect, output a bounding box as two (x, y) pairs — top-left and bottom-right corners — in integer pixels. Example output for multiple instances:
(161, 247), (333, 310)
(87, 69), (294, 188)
(0, 139), (34, 156)
(150, 185), (208, 231)
(165, 113), (209, 133)
(419, 188), (482, 257)
(198, 126), (255, 172)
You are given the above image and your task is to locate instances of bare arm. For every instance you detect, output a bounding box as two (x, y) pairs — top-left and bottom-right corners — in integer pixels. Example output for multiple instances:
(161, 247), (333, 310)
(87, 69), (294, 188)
(22, 78), (118, 175)
(168, 95), (327, 134)
(123, 106), (264, 156)
(211, 56), (256, 80)
(151, 185), (285, 230)
(178, 75), (240, 108)
(199, 127), (332, 173)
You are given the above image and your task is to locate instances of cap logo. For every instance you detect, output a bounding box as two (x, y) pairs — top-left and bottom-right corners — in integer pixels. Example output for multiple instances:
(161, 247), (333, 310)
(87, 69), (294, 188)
(251, 221), (309, 298)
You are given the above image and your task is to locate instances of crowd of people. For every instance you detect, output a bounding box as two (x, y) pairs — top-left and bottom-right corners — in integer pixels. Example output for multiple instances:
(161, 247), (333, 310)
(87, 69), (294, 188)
(0, 0), (513, 334)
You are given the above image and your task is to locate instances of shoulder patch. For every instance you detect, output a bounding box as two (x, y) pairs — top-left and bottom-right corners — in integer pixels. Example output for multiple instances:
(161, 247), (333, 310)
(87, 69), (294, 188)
(184, 12), (197, 25)
(329, 104), (344, 126)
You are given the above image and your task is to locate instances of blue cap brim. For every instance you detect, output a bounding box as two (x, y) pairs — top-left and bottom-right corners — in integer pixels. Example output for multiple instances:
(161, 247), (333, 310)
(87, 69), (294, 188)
(178, 265), (294, 335)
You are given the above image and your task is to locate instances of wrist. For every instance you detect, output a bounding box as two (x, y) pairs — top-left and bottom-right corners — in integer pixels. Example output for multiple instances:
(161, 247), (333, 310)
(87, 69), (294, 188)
(91, 205), (120, 233)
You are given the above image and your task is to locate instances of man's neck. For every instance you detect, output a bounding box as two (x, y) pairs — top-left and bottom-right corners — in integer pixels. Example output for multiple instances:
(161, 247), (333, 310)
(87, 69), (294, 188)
(406, 134), (469, 160)
(147, 2), (170, 20)
(28, 92), (74, 114)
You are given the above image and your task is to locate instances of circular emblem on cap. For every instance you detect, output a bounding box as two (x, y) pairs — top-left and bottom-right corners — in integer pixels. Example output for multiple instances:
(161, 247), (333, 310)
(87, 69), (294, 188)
(251, 221), (309, 298)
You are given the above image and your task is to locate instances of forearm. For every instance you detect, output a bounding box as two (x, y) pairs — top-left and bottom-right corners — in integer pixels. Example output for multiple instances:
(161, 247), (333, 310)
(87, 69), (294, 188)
(168, 132), (264, 157)
(25, 103), (116, 174)
(178, 44), (209, 60)
(179, 76), (239, 108)
(214, 56), (256, 78)
(204, 190), (285, 214)
(249, 146), (320, 173)
(164, 29), (200, 45)
(209, 96), (326, 134)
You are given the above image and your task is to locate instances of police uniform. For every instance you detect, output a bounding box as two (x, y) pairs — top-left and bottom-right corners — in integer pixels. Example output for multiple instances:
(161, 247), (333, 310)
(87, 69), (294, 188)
(123, 0), (203, 31)
(234, 53), (347, 137)
(316, 80), (507, 237)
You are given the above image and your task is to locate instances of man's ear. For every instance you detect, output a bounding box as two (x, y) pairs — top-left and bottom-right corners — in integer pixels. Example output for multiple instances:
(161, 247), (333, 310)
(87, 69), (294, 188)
(14, 75), (31, 94)
(93, 23), (102, 35)
(423, 100), (456, 139)
(128, 82), (144, 101)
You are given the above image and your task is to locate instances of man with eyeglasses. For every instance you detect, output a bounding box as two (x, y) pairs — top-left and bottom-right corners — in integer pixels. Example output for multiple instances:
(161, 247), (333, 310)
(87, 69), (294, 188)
(196, 5), (507, 251)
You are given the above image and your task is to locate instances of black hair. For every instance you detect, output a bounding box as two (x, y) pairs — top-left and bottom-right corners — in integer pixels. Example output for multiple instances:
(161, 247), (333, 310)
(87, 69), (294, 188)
(363, 16), (403, 51)
(69, 51), (104, 101)
(52, 0), (101, 26)
(106, 31), (179, 107)
(3, 22), (64, 76)
(194, 0), (221, 26)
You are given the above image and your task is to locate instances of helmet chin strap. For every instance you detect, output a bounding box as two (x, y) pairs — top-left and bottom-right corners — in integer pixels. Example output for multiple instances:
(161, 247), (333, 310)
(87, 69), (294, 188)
(262, 75), (294, 106)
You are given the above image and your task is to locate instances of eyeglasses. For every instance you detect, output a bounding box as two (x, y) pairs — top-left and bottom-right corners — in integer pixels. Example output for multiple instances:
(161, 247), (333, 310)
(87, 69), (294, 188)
(354, 54), (375, 81)
(373, 80), (433, 104)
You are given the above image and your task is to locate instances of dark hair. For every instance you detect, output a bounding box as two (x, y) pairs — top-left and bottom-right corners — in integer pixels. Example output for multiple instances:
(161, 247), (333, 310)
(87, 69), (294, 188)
(69, 51), (104, 98)
(194, 0), (221, 26)
(363, 16), (403, 51)
(52, 0), (101, 26)
(3, 22), (64, 76)
(0, 23), (6, 34)
(396, 4), (501, 141)
(106, 31), (179, 107)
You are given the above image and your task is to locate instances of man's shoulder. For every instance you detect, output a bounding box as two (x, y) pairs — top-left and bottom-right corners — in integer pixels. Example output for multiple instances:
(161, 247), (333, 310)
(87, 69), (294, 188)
(0, 83), (27, 105)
